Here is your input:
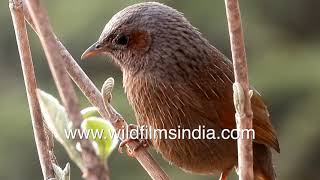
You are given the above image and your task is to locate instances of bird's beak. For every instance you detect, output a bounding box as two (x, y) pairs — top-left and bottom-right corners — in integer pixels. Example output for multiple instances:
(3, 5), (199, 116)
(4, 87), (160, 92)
(81, 42), (103, 60)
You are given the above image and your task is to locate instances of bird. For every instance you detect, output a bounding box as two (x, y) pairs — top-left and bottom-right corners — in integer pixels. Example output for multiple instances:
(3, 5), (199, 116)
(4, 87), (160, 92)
(81, 2), (280, 180)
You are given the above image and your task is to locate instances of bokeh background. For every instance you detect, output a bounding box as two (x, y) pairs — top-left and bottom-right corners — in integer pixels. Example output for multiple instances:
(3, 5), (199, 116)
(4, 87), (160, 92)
(1, 0), (319, 179)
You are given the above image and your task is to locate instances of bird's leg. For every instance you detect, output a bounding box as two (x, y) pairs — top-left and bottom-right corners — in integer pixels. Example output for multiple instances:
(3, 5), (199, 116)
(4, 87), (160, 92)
(219, 168), (232, 180)
(118, 124), (150, 157)
(119, 138), (149, 157)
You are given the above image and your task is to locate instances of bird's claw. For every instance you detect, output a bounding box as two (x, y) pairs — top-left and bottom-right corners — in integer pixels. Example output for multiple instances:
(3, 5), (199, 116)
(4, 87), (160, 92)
(118, 138), (149, 157)
(118, 124), (149, 157)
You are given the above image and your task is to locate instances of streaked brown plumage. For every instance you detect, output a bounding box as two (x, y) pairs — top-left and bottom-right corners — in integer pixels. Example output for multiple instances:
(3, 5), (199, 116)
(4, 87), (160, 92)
(82, 2), (280, 180)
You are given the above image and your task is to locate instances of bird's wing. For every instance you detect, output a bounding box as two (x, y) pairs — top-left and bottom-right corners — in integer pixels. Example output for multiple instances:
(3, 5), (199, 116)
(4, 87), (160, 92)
(250, 91), (280, 152)
(190, 63), (280, 153)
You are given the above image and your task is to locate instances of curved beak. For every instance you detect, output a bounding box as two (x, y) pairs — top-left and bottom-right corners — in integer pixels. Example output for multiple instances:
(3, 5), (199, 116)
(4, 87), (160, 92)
(81, 42), (103, 60)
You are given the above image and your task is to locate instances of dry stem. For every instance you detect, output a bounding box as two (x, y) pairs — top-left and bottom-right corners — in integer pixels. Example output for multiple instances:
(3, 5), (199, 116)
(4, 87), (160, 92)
(9, 0), (55, 179)
(224, 0), (254, 179)
(23, 0), (109, 179)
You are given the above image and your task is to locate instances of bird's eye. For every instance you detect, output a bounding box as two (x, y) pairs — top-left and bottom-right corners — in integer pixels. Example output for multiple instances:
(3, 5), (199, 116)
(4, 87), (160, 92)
(115, 34), (129, 46)
(95, 44), (102, 49)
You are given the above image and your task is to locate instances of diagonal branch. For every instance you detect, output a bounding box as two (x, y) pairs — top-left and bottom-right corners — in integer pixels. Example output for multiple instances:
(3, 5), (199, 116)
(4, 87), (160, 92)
(23, 0), (109, 179)
(9, 0), (55, 179)
(22, 1), (169, 180)
(224, 0), (254, 180)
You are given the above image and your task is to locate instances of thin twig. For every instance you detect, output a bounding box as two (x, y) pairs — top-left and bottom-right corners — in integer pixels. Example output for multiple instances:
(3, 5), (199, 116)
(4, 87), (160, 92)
(23, 0), (109, 179)
(9, 0), (55, 179)
(23, 3), (169, 180)
(224, 0), (254, 180)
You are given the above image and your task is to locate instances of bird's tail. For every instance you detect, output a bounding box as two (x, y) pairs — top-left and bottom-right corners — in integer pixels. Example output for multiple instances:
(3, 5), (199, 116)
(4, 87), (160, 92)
(253, 143), (277, 180)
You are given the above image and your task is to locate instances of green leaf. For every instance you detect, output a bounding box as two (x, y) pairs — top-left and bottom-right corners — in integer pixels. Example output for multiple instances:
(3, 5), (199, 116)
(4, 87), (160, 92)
(81, 106), (100, 119)
(81, 117), (118, 161)
(52, 163), (70, 180)
(37, 89), (84, 170)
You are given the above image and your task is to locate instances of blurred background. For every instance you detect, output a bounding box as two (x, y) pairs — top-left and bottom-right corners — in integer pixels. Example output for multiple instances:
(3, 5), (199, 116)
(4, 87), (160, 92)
(1, 0), (319, 179)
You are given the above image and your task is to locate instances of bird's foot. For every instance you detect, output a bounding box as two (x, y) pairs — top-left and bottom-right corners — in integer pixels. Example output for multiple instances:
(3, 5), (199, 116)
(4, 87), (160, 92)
(118, 124), (149, 157)
(118, 138), (149, 157)
(219, 168), (232, 180)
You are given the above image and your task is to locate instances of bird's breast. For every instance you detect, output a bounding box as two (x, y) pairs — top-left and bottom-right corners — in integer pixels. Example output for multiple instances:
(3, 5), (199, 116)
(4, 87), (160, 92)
(123, 71), (237, 173)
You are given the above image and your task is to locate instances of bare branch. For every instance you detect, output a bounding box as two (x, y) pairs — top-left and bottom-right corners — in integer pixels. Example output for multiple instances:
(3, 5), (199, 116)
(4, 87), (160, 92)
(23, 0), (109, 179)
(9, 0), (55, 178)
(224, 0), (254, 180)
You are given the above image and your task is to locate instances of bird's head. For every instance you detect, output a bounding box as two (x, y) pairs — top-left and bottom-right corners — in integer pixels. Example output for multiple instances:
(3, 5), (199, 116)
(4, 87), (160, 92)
(82, 2), (209, 74)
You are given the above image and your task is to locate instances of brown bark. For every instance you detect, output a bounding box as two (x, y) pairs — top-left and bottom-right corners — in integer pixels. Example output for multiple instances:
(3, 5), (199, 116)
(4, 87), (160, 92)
(23, 0), (109, 179)
(9, 0), (55, 179)
(224, 0), (254, 179)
